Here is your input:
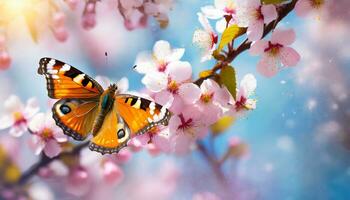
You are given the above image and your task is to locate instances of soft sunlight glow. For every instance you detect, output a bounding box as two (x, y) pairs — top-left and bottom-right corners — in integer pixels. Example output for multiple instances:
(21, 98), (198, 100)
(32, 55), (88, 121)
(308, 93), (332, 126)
(2, 0), (27, 17)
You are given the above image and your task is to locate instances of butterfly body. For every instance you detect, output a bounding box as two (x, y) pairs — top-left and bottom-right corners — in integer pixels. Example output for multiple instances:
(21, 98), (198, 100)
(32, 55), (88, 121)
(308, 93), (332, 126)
(38, 57), (170, 154)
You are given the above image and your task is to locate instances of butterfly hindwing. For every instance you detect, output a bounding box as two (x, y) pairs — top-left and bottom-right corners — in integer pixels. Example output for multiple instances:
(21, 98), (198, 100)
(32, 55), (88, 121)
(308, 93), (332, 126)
(115, 95), (171, 136)
(53, 99), (98, 140)
(89, 104), (131, 154)
(38, 57), (103, 99)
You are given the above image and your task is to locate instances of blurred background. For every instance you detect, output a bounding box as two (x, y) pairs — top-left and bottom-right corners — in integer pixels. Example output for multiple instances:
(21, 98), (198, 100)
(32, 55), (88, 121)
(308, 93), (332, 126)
(0, 0), (349, 199)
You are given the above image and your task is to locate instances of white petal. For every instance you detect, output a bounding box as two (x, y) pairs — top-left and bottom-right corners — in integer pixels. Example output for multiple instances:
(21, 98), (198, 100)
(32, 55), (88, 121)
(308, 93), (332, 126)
(28, 113), (45, 133)
(4, 95), (23, 113)
(134, 52), (157, 74)
(201, 6), (224, 19)
(9, 124), (27, 137)
(215, 18), (227, 33)
(0, 115), (14, 129)
(117, 77), (129, 93)
(178, 83), (201, 104)
(167, 48), (185, 62)
(197, 12), (214, 33)
(24, 97), (40, 119)
(141, 72), (167, 92)
(94, 76), (111, 89)
(153, 40), (172, 61)
(240, 74), (257, 96)
(167, 61), (192, 82)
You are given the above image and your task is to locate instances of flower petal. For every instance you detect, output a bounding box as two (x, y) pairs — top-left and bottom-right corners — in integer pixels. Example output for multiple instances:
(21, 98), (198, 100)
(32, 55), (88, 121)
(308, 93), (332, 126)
(4, 95), (24, 113)
(134, 52), (157, 74)
(167, 61), (192, 82)
(155, 90), (175, 107)
(295, 0), (312, 17)
(257, 54), (279, 77)
(117, 77), (129, 93)
(95, 76), (111, 89)
(247, 20), (264, 41)
(215, 18), (227, 33)
(0, 115), (14, 129)
(249, 39), (269, 55)
(24, 97), (40, 119)
(240, 74), (257, 96)
(271, 29), (296, 46)
(197, 12), (215, 33)
(141, 71), (168, 92)
(44, 139), (62, 158)
(28, 113), (45, 133)
(280, 47), (300, 67)
(178, 83), (201, 104)
(9, 124), (27, 137)
(201, 6), (224, 19)
(153, 40), (172, 61)
(262, 5), (278, 24)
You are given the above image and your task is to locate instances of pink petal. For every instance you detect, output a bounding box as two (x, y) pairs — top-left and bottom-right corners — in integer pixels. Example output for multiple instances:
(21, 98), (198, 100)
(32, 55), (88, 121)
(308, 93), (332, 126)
(44, 139), (62, 158)
(141, 71), (168, 92)
(200, 79), (220, 94)
(257, 55), (279, 77)
(168, 95), (185, 115)
(103, 161), (124, 185)
(247, 20), (264, 41)
(128, 134), (149, 152)
(214, 87), (231, 106)
(197, 12), (214, 33)
(280, 47), (300, 67)
(33, 136), (45, 155)
(167, 61), (192, 82)
(295, 0), (312, 17)
(173, 134), (193, 155)
(199, 103), (222, 125)
(262, 5), (278, 24)
(147, 143), (161, 156)
(168, 115), (181, 134)
(114, 149), (132, 164)
(271, 29), (296, 46)
(249, 40), (269, 55)
(28, 113), (45, 133)
(9, 124), (26, 137)
(155, 90), (174, 107)
(178, 83), (201, 104)
(153, 131), (171, 153)
(66, 167), (91, 197)
(53, 130), (68, 143)
(24, 97), (40, 118)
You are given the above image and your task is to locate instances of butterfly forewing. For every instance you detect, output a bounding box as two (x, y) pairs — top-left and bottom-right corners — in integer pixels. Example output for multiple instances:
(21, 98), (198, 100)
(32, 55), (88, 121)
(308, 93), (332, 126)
(38, 57), (103, 99)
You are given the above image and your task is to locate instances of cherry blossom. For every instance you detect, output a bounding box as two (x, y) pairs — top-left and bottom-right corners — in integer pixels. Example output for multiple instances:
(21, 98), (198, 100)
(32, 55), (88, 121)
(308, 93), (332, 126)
(82, 0), (98, 30)
(51, 11), (69, 42)
(193, 12), (218, 62)
(0, 35), (11, 70)
(169, 106), (208, 154)
(250, 29), (300, 77)
(227, 74), (257, 116)
(295, 0), (328, 18)
(0, 95), (39, 137)
(179, 79), (230, 124)
(201, 0), (238, 32)
(134, 40), (185, 75)
(101, 160), (124, 185)
(64, 0), (79, 10)
(236, 0), (278, 41)
(28, 112), (67, 158)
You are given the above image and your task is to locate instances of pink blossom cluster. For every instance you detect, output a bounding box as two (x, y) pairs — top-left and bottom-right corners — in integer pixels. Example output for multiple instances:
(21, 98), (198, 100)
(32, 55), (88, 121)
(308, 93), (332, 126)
(133, 40), (257, 154)
(0, 35), (11, 70)
(117, 0), (174, 30)
(192, 0), (329, 77)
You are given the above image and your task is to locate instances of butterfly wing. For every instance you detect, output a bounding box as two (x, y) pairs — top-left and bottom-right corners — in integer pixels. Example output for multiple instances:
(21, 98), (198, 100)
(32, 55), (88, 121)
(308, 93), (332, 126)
(115, 95), (171, 135)
(38, 57), (104, 99)
(53, 99), (98, 140)
(89, 104), (131, 154)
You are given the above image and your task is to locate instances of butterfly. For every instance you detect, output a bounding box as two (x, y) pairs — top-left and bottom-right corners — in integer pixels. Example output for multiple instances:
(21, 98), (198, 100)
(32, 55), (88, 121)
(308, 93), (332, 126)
(38, 57), (171, 154)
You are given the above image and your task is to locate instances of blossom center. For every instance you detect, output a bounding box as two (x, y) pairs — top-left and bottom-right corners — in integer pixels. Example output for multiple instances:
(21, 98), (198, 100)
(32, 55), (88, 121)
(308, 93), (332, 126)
(177, 114), (193, 131)
(264, 41), (283, 56)
(211, 33), (218, 48)
(157, 61), (168, 72)
(235, 96), (247, 111)
(41, 128), (53, 139)
(200, 92), (214, 104)
(13, 111), (26, 126)
(224, 2), (236, 14)
(167, 80), (179, 94)
(254, 6), (264, 20)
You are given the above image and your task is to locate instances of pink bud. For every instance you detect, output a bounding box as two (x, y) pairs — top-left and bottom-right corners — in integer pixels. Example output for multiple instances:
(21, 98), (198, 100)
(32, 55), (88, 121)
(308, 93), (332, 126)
(0, 35), (6, 49)
(147, 143), (161, 156)
(103, 161), (124, 185)
(114, 149), (132, 164)
(53, 27), (69, 42)
(0, 51), (11, 70)
(82, 13), (96, 30)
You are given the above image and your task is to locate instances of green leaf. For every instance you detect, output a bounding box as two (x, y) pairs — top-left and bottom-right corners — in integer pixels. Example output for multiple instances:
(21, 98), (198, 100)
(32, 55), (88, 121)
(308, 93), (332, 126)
(219, 65), (237, 100)
(261, 0), (288, 4)
(215, 25), (242, 54)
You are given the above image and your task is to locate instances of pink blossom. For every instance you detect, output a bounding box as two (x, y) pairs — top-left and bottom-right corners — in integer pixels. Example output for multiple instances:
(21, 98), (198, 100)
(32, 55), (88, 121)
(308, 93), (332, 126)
(111, 148), (132, 164)
(193, 12), (218, 62)
(102, 160), (124, 185)
(134, 40), (185, 75)
(28, 112), (67, 158)
(65, 166), (92, 197)
(295, 0), (328, 18)
(250, 29), (300, 77)
(236, 0), (277, 41)
(0, 50), (11, 70)
(179, 79), (230, 124)
(227, 74), (257, 116)
(169, 106), (208, 154)
(64, 0), (79, 10)
(0, 95), (39, 137)
(51, 11), (69, 42)
(82, 1), (97, 30)
(201, 0), (238, 32)
(193, 192), (221, 200)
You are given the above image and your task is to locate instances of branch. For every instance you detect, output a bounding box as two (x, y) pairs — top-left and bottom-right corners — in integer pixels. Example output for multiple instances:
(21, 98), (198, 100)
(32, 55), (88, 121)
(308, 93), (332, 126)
(18, 142), (89, 185)
(195, 0), (299, 83)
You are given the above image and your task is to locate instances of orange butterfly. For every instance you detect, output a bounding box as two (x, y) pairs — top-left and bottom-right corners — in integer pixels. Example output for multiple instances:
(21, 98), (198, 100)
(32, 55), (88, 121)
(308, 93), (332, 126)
(38, 58), (170, 154)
